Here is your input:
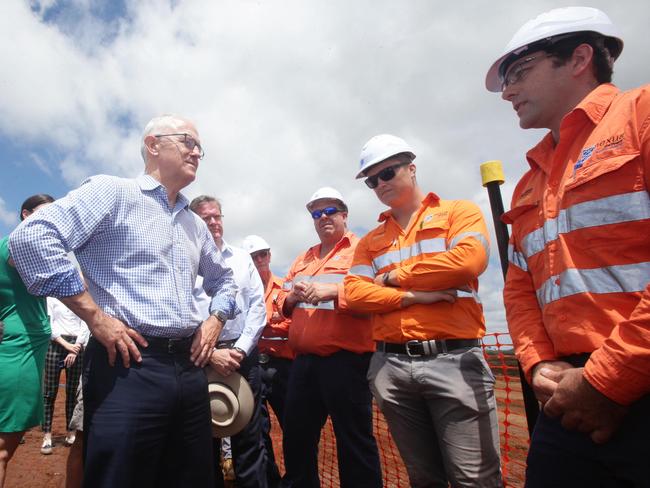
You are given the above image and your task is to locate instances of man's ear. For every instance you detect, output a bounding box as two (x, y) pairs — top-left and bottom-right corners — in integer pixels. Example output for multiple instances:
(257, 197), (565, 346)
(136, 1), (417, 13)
(571, 43), (595, 78)
(144, 135), (159, 156)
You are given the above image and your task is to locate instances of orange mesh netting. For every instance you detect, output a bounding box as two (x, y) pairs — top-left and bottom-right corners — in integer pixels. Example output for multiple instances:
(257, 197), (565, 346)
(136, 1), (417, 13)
(268, 332), (529, 487)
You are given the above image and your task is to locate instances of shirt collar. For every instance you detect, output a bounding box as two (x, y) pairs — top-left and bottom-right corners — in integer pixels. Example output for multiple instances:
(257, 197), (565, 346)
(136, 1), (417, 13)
(377, 192), (440, 222)
(218, 239), (234, 257)
(525, 83), (620, 174)
(136, 173), (190, 210)
(307, 231), (354, 259)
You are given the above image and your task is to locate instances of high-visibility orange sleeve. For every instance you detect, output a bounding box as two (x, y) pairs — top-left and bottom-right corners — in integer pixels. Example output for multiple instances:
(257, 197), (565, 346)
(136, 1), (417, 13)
(344, 236), (405, 313)
(396, 201), (489, 291)
(503, 236), (556, 383)
(586, 283), (650, 405)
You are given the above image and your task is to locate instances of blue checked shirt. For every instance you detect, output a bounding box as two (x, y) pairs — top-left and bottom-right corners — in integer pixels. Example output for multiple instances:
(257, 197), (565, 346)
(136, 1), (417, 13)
(9, 174), (238, 338)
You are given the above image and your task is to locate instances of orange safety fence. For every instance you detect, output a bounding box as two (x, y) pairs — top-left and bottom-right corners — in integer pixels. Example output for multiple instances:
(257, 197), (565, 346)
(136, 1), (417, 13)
(268, 332), (530, 488)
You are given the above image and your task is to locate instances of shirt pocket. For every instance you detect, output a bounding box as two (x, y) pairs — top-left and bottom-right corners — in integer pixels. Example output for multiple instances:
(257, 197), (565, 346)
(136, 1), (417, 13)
(415, 219), (449, 252)
(366, 238), (395, 273)
(564, 152), (641, 191)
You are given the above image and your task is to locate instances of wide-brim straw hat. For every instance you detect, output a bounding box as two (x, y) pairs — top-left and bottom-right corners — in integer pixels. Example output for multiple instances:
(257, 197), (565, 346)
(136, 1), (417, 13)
(205, 367), (254, 437)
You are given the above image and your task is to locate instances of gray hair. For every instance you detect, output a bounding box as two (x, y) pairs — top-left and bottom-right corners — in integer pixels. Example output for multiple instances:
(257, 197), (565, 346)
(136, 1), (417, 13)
(140, 114), (188, 162)
(189, 195), (222, 213)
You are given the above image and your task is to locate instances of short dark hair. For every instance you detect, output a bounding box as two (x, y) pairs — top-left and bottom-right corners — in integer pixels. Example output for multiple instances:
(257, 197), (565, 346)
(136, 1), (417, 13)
(544, 32), (617, 84)
(20, 194), (55, 221)
(501, 31), (619, 85)
(189, 195), (221, 213)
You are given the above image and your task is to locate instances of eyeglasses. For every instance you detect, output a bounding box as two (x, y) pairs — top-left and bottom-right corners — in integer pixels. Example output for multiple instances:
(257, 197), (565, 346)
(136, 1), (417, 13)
(501, 54), (551, 91)
(203, 214), (223, 223)
(310, 206), (341, 219)
(155, 133), (205, 159)
(251, 249), (270, 259)
(364, 162), (409, 189)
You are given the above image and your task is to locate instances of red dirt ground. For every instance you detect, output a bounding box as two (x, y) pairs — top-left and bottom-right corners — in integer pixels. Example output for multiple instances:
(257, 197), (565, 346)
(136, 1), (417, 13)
(7, 346), (530, 487)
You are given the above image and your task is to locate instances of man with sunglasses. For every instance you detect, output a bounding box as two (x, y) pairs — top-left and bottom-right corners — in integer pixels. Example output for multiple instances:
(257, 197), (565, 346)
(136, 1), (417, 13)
(344, 134), (501, 487)
(9, 114), (237, 487)
(277, 187), (382, 488)
(486, 7), (650, 487)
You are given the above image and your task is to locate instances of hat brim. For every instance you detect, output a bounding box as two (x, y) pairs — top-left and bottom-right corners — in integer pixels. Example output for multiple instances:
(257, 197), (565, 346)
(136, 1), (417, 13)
(205, 368), (255, 438)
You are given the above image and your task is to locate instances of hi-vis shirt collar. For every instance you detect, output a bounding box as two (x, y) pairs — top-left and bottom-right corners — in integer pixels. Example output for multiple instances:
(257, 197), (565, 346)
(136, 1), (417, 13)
(525, 83), (620, 175)
(377, 192), (441, 223)
(306, 231), (354, 260)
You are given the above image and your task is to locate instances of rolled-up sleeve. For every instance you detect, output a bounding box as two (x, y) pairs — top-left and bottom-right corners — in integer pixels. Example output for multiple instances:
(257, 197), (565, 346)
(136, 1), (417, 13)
(9, 175), (116, 298)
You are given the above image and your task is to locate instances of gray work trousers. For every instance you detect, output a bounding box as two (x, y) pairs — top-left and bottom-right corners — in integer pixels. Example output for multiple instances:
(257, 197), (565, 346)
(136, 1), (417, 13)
(368, 347), (502, 488)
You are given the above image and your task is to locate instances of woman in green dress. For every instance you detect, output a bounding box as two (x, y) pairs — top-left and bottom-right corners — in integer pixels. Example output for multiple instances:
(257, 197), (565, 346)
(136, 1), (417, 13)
(0, 194), (54, 487)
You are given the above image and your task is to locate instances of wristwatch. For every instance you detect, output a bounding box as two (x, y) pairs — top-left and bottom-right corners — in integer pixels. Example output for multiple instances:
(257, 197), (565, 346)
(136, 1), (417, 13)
(211, 310), (228, 324)
(233, 347), (247, 358)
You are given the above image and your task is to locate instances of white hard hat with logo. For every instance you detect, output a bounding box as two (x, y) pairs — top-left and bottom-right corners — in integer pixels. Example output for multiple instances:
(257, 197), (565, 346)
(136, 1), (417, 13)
(356, 134), (416, 179)
(242, 235), (271, 254)
(485, 6), (623, 92)
(306, 187), (347, 211)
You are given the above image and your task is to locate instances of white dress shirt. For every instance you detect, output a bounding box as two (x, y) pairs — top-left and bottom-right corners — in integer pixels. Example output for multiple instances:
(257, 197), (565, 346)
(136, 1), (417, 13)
(47, 297), (91, 346)
(193, 240), (266, 355)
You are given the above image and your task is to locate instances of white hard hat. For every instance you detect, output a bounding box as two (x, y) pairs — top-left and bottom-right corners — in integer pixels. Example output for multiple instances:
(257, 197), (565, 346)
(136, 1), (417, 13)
(306, 187), (347, 211)
(356, 134), (416, 179)
(485, 6), (623, 92)
(242, 235), (270, 254)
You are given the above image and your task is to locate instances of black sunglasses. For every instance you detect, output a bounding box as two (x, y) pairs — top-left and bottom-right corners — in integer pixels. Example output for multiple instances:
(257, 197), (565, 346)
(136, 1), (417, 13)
(364, 162), (409, 189)
(310, 206), (341, 219)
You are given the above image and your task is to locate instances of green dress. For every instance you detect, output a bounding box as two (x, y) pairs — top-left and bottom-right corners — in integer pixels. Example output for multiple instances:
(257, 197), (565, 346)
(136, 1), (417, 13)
(0, 236), (51, 432)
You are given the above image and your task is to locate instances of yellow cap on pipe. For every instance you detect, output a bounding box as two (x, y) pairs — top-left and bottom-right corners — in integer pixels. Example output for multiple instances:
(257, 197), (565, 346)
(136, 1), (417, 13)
(480, 160), (505, 187)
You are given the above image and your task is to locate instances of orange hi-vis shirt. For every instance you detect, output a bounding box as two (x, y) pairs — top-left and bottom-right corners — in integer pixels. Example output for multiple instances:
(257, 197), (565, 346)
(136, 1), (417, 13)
(344, 193), (490, 343)
(258, 274), (294, 360)
(503, 83), (650, 405)
(276, 232), (374, 357)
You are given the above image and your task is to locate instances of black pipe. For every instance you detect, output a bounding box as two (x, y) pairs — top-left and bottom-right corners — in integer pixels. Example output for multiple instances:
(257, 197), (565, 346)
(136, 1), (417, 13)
(482, 162), (539, 436)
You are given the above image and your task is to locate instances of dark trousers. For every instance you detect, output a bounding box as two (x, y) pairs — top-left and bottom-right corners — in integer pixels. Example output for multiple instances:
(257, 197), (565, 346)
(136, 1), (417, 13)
(82, 337), (214, 488)
(526, 395), (650, 488)
(262, 356), (292, 428)
(281, 351), (382, 488)
(261, 356), (292, 483)
(42, 336), (83, 432)
(213, 347), (278, 488)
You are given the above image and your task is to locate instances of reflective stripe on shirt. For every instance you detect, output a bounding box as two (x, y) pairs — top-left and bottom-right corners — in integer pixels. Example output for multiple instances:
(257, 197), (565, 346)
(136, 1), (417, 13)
(536, 261), (650, 307)
(449, 232), (490, 257)
(522, 191), (650, 259)
(295, 300), (336, 310)
(508, 244), (529, 272)
(348, 265), (376, 279)
(294, 274), (345, 284)
(372, 238), (447, 271)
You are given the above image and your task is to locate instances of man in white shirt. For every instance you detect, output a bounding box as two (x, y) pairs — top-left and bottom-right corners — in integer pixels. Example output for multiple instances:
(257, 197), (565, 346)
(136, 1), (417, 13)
(190, 195), (274, 488)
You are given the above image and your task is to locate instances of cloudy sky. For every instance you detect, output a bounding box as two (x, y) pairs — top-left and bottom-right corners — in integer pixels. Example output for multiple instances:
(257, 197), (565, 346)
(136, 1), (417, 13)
(1, 0), (649, 332)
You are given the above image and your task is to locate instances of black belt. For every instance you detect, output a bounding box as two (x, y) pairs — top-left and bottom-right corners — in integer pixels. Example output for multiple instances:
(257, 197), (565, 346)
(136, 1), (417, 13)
(376, 338), (480, 357)
(143, 335), (193, 354)
(216, 339), (238, 349)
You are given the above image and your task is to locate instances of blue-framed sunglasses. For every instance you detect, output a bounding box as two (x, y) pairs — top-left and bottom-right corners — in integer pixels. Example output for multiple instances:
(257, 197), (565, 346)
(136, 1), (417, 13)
(310, 206), (341, 219)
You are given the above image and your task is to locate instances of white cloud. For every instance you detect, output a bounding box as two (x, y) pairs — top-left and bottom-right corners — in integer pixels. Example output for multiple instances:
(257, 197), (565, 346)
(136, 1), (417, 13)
(1, 0), (649, 332)
(0, 197), (18, 227)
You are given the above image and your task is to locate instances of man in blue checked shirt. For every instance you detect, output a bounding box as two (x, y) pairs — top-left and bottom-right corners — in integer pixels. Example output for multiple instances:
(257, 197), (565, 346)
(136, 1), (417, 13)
(9, 114), (238, 488)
